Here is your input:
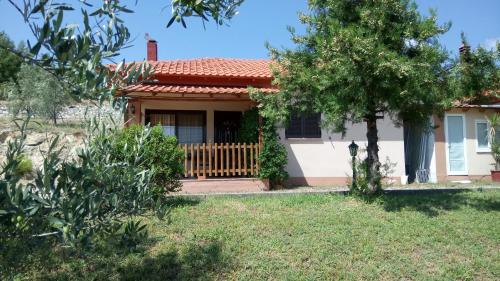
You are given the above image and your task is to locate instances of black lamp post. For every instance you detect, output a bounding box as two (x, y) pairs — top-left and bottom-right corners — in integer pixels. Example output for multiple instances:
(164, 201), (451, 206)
(348, 140), (359, 187)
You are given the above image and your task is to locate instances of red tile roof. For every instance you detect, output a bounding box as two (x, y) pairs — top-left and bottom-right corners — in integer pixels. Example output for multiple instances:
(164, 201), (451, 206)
(117, 58), (277, 96)
(123, 84), (277, 95)
(147, 58), (273, 79)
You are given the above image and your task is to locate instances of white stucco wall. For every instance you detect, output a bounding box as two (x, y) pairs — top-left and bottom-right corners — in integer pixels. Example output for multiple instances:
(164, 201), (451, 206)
(277, 116), (406, 180)
(445, 108), (498, 176)
(138, 99), (406, 184)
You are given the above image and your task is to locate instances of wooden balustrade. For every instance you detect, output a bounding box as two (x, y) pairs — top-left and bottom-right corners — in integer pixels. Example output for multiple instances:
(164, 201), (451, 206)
(180, 142), (260, 178)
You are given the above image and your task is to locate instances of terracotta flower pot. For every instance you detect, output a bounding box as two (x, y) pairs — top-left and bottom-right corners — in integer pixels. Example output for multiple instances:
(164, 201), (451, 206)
(491, 170), (500, 182)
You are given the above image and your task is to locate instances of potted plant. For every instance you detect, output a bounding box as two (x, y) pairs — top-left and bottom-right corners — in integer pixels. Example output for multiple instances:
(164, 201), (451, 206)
(487, 114), (500, 181)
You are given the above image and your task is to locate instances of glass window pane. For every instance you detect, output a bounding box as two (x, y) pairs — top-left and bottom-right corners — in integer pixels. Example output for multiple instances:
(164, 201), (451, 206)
(177, 112), (204, 144)
(476, 122), (488, 148)
(149, 113), (176, 137)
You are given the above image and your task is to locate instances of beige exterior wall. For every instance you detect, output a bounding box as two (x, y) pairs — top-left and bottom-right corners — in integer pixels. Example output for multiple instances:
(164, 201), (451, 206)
(277, 116), (406, 184)
(436, 108), (498, 179)
(139, 99), (254, 143)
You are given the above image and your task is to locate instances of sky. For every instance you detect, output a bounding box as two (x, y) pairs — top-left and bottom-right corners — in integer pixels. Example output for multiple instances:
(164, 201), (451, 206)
(0, 0), (498, 62)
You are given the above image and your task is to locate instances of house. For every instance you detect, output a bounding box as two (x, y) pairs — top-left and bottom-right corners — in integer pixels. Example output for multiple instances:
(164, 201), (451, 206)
(120, 39), (499, 187)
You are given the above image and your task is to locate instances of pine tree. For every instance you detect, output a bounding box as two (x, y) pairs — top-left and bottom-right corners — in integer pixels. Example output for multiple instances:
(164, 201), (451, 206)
(258, 0), (450, 194)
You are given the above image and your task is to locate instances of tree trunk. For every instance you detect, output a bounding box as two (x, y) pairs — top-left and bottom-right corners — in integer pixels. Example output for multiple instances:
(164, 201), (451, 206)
(366, 116), (381, 194)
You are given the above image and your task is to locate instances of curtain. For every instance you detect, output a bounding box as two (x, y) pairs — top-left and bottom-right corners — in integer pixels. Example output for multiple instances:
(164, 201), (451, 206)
(177, 112), (204, 144)
(149, 113), (175, 136)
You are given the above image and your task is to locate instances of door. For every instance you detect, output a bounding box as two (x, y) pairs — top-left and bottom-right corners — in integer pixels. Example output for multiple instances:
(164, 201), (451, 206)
(445, 114), (467, 175)
(214, 111), (242, 143)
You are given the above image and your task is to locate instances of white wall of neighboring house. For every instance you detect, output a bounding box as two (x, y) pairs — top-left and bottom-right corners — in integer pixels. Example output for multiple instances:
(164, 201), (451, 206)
(444, 108), (497, 177)
(277, 116), (406, 186)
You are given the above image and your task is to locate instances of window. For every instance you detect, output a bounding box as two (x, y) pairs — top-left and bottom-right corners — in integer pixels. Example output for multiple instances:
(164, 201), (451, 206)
(285, 113), (321, 138)
(475, 119), (500, 152)
(476, 120), (489, 152)
(145, 110), (206, 144)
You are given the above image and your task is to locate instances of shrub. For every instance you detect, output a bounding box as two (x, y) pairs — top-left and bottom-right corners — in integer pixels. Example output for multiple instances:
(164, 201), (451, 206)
(0, 118), (168, 248)
(349, 154), (396, 195)
(238, 108), (288, 189)
(258, 121), (288, 188)
(113, 124), (184, 193)
(238, 107), (259, 143)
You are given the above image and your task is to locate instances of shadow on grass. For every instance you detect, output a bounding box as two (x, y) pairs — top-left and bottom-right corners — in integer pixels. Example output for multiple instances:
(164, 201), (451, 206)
(165, 196), (202, 208)
(2, 237), (231, 281)
(380, 190), (500, 217)
(118, 240), (230, 281)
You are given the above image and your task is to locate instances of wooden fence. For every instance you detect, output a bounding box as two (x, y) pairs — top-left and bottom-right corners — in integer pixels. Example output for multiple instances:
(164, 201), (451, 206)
(179, 143), (260, 178)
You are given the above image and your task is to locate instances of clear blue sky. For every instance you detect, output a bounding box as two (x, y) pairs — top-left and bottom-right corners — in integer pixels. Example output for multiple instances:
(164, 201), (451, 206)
(0, 0), (498, 61)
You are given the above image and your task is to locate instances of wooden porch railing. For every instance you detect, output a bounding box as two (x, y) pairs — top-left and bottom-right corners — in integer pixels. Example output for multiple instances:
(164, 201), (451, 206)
(179, 143), (260, 178)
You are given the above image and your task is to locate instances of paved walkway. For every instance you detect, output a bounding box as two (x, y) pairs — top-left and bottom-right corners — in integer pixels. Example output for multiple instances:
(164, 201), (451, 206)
(173, 182), (500, 197)
(179, 178), (268, 194)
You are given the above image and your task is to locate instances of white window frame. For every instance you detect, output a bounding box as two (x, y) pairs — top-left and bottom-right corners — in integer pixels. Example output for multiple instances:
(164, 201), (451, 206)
(475, 119), (491, 153)
(444, 113), (468, 176)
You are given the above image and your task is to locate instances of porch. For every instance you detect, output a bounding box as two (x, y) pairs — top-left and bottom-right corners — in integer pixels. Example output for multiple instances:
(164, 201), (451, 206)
(127, 98), (263, 180)
(179, 142), (261, 179)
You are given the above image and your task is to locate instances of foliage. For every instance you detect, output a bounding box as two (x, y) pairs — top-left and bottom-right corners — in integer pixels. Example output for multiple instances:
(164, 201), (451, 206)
(238, 107), (259, 143)
(3, 1), (153, 106)
(0, 31), (28, 100)
(255, 0), (451, 194)
(0, 118), (168, 248)
(487, 113), (500, 170)
(4, 0), (245, 105)
(349, 154), (396, 195)
(237, 107), (287, 188)
(113, 125), (184, 193)
(448, 35), (500, 104)
(168, 0), (244, 28)
(258, 121), (288, 188)
(119, 220), (149, 251)
(7, 64), (73, 124)
(14, 154), (33, 177)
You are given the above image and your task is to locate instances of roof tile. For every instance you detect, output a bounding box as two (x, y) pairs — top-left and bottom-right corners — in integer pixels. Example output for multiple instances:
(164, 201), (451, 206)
(146, 58), (273, 79)
(122, 84), (277, 95)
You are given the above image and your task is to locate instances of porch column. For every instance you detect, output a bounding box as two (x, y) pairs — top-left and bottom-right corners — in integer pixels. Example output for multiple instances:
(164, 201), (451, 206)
(207, 109), (215, 143)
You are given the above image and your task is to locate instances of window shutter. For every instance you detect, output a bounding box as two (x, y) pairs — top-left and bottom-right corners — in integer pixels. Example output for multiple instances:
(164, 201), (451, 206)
(285, 114), (303, 138)
(303, 114), (321, 138)
(285, 113), (321, 138)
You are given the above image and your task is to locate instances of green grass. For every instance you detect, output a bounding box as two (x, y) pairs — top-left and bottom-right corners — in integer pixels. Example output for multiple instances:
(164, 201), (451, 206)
(2, 190), (500, 280)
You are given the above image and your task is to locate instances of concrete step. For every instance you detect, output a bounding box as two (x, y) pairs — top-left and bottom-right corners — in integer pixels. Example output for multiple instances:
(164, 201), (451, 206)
(178, 178), (269, 194)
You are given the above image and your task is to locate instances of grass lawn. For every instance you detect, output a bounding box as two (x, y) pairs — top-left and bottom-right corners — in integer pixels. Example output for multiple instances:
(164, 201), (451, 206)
(3, 190), (500, 280)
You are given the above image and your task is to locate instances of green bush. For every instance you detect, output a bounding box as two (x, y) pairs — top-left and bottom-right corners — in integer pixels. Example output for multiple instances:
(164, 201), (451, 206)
(349, 154), (396, 195)
(113, 124), (184, 193)
(258, 121), (288, 188)
(238, 108), (288, 189)
(238, 108), (259, 143)
(0, 118), (168, 249)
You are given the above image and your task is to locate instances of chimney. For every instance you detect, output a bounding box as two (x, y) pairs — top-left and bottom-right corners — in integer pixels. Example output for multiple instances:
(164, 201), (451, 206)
(147, 37), (158, 61)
